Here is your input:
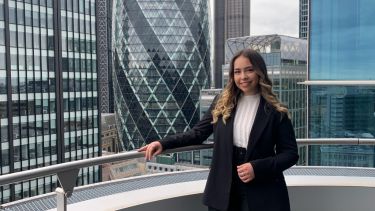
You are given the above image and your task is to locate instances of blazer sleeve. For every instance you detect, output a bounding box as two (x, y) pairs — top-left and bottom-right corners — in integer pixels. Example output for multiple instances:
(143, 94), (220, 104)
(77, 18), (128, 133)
(159, 96), (218, 150)
(250, 113), (299, 178)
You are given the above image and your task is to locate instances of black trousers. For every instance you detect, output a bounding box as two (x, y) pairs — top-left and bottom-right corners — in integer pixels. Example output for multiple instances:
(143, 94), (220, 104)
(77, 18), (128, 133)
(208, 146), (249, 211)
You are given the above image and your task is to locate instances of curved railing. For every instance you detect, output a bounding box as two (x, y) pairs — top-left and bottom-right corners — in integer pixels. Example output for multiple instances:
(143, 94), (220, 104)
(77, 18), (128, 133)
(0, 138), (375, 210)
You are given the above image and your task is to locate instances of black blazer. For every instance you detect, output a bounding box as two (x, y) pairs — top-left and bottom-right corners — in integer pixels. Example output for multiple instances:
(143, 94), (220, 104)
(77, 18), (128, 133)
(160, 96), (299, 211)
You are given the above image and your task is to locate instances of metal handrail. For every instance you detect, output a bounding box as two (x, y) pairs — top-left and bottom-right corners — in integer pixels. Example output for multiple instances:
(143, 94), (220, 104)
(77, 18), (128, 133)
(1, 138), (375, 187)
(0, 144), (212, 187)
(1, 138), (375, 210)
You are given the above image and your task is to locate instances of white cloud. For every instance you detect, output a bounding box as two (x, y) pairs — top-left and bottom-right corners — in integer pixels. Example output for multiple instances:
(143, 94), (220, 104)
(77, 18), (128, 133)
(250, 0), (299, 37)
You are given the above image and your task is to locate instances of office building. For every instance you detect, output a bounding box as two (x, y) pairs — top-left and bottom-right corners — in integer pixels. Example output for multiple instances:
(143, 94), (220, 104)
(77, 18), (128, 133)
(299, 0), (308, 39)
(213, 0), (250, 88)
(225, 35), (307, 139)
(308, 0), (375, 166)
(101, 113), (121, 153)
(112, 0), (210, 150)
(0, 0), (100, 203)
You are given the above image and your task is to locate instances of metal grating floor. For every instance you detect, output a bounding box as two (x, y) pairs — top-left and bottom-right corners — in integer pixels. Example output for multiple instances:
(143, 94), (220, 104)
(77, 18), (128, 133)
(2, 166), (375, 211)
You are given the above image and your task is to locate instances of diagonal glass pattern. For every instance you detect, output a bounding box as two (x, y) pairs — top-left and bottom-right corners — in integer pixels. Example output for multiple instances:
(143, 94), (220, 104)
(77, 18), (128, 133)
(113, 0), (210, 150)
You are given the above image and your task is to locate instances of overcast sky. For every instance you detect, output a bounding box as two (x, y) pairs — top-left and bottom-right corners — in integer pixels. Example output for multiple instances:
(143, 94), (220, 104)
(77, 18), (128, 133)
(209, 0), (299, 38)
(250, 0), (299, 37)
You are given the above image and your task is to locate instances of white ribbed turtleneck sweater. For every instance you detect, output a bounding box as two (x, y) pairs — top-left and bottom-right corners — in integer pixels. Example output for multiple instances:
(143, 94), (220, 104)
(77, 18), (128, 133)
(233, 94), (260, 148)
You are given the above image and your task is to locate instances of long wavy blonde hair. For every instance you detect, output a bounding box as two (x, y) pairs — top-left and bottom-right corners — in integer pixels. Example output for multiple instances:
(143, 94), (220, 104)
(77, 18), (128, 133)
(212, 48), (288, 124)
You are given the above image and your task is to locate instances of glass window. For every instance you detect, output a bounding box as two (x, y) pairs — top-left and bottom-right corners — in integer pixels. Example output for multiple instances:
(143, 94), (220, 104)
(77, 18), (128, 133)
(61, 0), (66, 10)
(310, 0), (375, 80)
(10, 31), (16, 47)
(0, 28), (4, 45)
(47, 35), (54, 50)
(61, 16), (66, 31)
(41, 35), (47, 49)
(0, 52), (5, 69)
(33, 11), (39, 27)
(40, 0), (46, 7)
(28, 100), (35, 115)
(17, 8), (24, 25)
(25, 10), (33, 26)
(67, 0), (72, 11)
(0, 101), (7, 118)
(9, 7), (16, 24)
(0, 76), (6, 94)
(90, 2), (95, 16)
(79, 0), (84, 13)
(33, 33), (40, 49)
(18, 31), (25, 48)
(0, 3), (4, 21)
(26, 32), (33, 49)
(85, 0), (90, 15)
(309, 86), (375, 167)
(1, 126), (8, 142)
(40, 12), (46, 28)
(73, 0), (78, 13)
(1, 149), (9, 166)
(47, 13), (53, 29)
(48, 56), (54, 72)
(47, 0), (53, 8)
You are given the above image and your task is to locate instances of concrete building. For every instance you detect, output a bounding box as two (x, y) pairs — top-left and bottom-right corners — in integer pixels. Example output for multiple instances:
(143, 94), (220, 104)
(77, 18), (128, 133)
(101, 113), (121, 153)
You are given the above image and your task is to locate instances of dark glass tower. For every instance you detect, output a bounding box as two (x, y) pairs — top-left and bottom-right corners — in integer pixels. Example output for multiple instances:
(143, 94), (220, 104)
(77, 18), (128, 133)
(214, 0), (250, 88)
(0, 0), (100, 203)
(113, 0), (210, 150)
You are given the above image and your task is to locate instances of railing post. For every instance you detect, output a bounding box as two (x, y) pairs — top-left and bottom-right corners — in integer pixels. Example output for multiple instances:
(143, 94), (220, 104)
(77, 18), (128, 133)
(55, 169), (79, 211)
(56, 187), (67, 211)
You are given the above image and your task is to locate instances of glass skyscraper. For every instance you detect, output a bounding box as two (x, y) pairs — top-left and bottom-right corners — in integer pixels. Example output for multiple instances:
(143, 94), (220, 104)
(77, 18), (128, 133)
(113, 0), (210, 150)
(0, 0), (100, 203)
(308, 0), (375, 166)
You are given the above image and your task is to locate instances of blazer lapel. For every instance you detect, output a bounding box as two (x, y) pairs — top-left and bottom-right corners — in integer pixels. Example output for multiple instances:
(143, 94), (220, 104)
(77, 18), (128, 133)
(226, 106), (237, 149)
(245, 97), (272, 160)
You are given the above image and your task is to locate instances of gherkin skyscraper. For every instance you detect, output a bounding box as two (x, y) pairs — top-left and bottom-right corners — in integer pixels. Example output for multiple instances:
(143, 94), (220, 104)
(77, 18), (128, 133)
(113, 0), (210, 150)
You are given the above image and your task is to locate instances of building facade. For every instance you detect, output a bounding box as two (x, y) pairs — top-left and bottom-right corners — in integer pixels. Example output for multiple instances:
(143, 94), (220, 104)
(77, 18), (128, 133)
(101, 113), (121, 153)
(213, 0), (250, 88)
(0, 0), (100, 203)
(308, 0), (375, 166)
(97, 0), (114, 113)
(299, 0), (308, 39)
(113, 0), (210, 150)
(179, 34), (309, 166)
(225, 35), (307, 140)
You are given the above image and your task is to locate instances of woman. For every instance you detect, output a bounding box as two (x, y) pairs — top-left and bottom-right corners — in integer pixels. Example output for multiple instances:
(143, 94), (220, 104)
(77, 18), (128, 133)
(138, 48), (299, 211)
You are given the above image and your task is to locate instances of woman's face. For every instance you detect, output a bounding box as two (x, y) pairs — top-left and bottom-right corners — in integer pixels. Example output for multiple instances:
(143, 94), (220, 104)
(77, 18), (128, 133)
(233, 55), (259, 96)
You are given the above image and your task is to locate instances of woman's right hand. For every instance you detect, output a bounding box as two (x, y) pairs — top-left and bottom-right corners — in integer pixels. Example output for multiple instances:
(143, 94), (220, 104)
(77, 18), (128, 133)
(137, 141), (163, 161)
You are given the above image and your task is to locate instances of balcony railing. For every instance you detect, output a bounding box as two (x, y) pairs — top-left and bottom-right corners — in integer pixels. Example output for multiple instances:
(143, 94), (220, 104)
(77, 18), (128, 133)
(0, 138), (375, 210)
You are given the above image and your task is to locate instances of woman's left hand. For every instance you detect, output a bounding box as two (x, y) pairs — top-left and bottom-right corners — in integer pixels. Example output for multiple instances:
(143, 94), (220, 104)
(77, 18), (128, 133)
(237, 163), (255, 183)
